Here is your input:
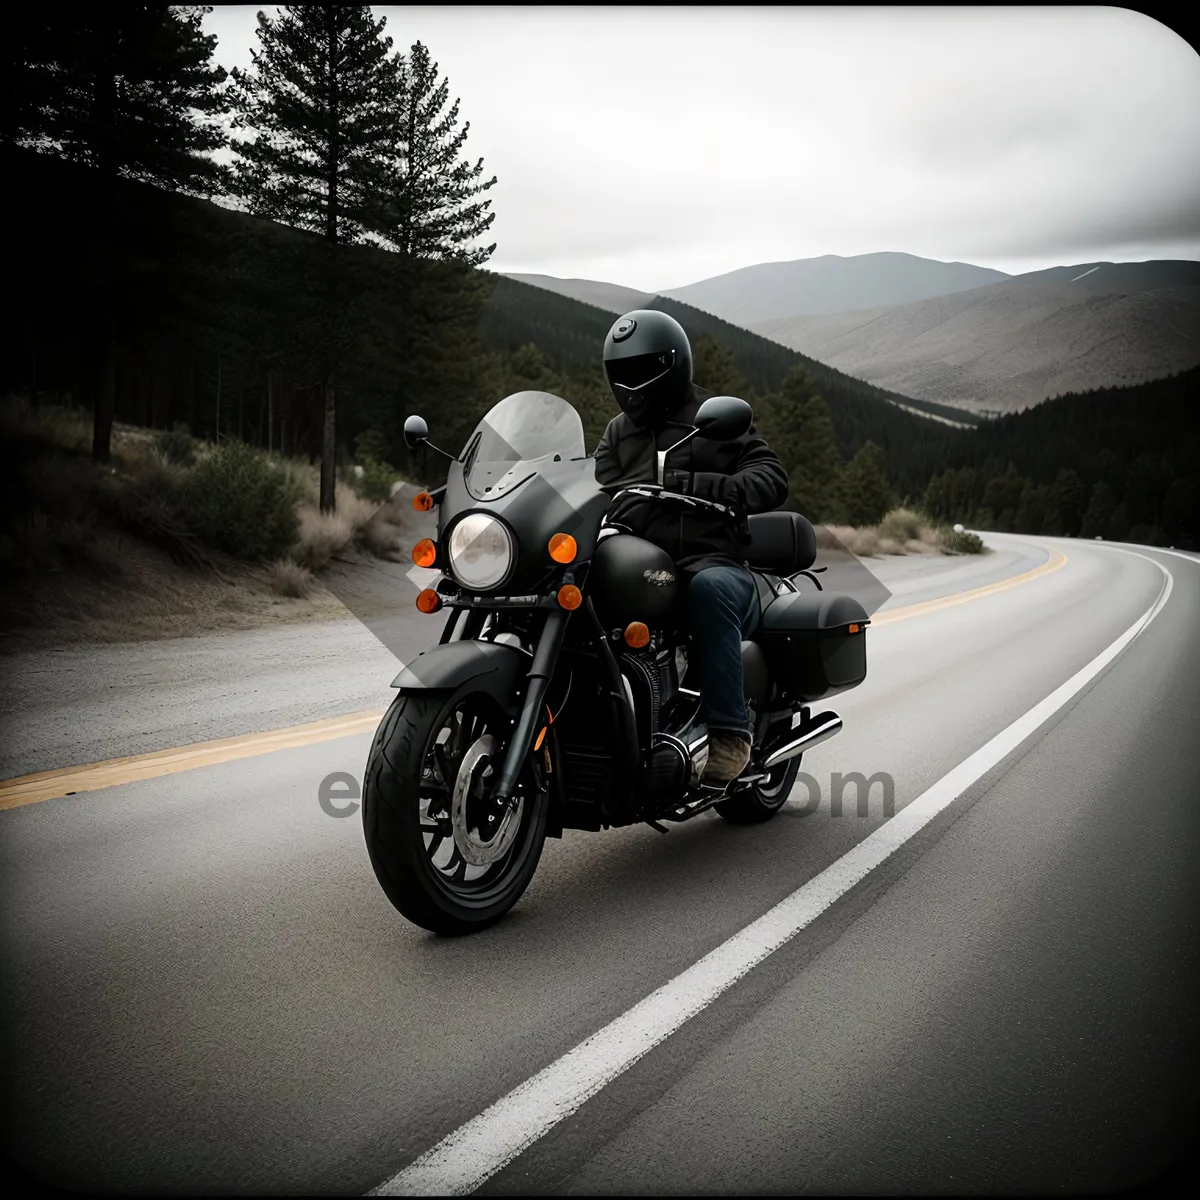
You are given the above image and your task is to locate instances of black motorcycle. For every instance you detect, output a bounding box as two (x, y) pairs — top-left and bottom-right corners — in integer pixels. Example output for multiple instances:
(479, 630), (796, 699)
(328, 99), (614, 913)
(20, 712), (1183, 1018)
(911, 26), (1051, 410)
(362, 390), (869, 934)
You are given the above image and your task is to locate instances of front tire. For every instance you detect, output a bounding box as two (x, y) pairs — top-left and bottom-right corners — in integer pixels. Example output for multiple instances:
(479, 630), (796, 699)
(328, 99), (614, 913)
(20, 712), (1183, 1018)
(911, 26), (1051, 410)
(362, 688), (547, 935)
(716, 756), (801, 824)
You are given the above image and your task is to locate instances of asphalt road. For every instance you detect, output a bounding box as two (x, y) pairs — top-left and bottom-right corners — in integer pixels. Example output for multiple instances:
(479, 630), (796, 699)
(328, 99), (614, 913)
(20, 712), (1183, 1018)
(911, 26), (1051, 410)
(0, 540), (1037, 780)
(1, 534), (1197, 1194)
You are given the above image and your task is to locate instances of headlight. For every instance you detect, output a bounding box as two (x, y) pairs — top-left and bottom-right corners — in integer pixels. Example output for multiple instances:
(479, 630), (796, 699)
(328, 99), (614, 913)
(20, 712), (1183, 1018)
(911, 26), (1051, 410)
(448, 513), (515, 591)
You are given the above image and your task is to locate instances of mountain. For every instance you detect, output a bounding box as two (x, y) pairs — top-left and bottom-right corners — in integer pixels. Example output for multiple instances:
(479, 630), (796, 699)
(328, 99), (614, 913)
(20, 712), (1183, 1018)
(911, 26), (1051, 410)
(657, 252), (1010, 325)
(751, 262), (1200, 416)
(480, 274), (979, 500)
(503, 252), (1010, 325)
(501, 273), (652, 315)
(1008, 260), (1200, 292)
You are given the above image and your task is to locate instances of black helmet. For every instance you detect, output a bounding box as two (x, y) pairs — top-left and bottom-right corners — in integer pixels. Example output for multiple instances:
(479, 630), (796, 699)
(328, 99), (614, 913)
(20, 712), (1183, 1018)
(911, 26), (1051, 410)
(602, 309), (693, 428)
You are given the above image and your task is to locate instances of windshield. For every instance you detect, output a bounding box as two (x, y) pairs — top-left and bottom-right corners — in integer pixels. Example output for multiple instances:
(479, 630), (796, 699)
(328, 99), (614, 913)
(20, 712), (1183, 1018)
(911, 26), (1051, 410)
(462, 391), (586, 499)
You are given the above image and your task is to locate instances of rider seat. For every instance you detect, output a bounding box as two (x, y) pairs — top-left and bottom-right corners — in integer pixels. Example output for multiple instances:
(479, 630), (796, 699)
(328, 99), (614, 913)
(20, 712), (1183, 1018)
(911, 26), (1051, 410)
(745, 511), (817, 575)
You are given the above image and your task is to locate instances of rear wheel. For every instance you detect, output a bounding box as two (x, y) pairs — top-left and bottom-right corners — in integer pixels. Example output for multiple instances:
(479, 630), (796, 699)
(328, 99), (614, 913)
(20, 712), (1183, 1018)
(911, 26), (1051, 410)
(715, 756), (801, 824)
(362, 689), (547, 935)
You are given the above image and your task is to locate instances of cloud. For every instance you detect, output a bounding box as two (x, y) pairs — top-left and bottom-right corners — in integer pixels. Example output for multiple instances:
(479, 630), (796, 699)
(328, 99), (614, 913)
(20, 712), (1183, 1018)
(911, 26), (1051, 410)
(203, 5), (1200, 290)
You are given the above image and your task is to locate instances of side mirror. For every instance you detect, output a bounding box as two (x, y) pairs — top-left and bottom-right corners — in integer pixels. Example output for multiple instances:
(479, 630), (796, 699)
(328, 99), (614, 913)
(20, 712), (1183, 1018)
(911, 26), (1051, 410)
(403, 414), (429, 451)
(694, 395), (753, 442)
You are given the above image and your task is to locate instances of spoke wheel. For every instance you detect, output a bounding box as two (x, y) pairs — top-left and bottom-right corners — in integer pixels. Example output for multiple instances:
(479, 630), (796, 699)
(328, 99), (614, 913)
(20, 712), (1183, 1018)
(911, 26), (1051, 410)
(363, 689), (548, 934)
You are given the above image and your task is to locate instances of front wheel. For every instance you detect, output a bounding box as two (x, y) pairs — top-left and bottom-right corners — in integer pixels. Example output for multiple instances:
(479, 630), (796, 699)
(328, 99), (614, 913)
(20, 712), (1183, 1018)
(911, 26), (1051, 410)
(362, 689), (547, 935)
(715, 756), (802, 824)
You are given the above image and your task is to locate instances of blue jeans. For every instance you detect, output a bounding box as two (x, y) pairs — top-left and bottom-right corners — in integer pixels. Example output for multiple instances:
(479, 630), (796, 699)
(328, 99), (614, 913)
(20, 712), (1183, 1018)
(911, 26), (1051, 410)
(684, 565), (761, 744)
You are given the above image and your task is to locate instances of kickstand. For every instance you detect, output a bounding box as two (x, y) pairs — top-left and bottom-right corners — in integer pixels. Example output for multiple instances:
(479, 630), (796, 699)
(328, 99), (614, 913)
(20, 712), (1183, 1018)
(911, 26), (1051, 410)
(645, 819), (669, 834)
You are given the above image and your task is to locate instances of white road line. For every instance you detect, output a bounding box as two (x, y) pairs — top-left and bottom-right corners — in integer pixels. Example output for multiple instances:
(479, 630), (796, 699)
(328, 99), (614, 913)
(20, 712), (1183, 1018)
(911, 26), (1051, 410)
(1069, 265), (1101, 282)
(371, 547), (1181, 1198)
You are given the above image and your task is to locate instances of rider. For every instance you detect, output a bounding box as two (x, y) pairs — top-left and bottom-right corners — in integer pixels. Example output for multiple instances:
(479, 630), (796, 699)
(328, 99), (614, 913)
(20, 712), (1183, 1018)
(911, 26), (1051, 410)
(594, 310), (789, 784)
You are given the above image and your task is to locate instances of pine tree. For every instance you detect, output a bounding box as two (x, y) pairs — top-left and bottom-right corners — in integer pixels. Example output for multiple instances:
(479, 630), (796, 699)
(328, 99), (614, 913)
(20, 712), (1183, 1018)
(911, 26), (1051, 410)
(1046, 467), (1086, 536)
(1013, 483), (1050, 534)
(923, 471), (950, 521)
(760, 367), (845, 521)
(14, 5), (229, 462)
(691, 334), (749, 396)
(4, 13), (57, 149)
(229, 4), (398, 512)
(372, 41), (497, 265)
(841, 440), (892, 527)
(1079, 481), (1115, 539)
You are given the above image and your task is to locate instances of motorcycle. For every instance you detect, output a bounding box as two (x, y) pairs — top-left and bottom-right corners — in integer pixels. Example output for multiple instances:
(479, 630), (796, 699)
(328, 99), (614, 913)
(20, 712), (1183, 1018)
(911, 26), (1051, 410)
(362, 389), (870, 934)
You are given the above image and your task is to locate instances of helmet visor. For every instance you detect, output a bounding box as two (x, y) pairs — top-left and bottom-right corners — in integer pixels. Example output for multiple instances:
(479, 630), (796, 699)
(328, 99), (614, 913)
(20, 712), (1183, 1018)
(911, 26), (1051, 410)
(605, 350), (676, 394)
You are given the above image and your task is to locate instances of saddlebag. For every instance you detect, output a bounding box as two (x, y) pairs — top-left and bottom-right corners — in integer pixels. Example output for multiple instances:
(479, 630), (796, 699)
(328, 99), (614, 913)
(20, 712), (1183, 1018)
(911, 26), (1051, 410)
(756, 591), (868, 702)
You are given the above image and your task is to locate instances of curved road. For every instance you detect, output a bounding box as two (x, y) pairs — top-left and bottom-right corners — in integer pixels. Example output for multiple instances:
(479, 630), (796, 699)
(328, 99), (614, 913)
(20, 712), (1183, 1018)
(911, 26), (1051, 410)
(1, 534), (1197, 1193)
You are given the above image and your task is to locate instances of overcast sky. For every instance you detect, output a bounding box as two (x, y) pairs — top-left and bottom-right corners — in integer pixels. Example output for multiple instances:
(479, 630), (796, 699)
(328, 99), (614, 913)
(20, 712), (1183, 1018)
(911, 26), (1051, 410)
(201, 6), (1200, 292)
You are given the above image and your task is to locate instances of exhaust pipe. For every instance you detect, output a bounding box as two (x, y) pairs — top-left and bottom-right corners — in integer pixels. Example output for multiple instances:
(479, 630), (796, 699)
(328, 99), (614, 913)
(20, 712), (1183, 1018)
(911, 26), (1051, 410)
(763, 710), (842, 769)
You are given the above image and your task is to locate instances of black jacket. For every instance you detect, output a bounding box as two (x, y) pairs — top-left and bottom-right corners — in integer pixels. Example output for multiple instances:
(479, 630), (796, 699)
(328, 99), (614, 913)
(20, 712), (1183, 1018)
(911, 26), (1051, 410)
(593, 384), (789, 574)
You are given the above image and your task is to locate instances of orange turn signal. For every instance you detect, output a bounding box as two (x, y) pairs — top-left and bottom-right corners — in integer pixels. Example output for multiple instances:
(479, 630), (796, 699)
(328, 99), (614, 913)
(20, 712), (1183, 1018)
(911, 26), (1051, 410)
(557, 584), (583, 611)
(412, 538), (437, 568)
(848, 623), (861, 634)
(624, 621), (650, 649)
(548, 532), (577, 564)
(412, 491), (434, 512)
(416, 588), (442, 614)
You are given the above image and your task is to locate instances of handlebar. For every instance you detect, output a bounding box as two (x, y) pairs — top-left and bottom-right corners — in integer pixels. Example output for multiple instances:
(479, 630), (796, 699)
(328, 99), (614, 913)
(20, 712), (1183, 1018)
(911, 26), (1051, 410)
(599, 482), (737, 519)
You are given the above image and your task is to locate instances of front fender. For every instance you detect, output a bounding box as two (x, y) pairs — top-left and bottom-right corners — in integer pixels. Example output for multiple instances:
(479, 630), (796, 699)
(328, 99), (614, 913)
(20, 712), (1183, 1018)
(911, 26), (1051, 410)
(391, 639), (528, 709)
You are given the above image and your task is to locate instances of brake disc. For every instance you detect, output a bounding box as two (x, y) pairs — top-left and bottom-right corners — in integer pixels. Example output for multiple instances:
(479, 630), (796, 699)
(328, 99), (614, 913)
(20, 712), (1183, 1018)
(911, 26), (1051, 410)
(450, 734), (524, 867)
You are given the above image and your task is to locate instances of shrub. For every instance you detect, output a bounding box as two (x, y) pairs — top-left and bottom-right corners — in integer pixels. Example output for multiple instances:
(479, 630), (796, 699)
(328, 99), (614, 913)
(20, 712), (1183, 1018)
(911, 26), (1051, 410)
(878, 507), (924, 543)
(293, 507), (354, 570)
(181, 439), (303, 561)
(154, 422), (197, 466)
(268, 557), (313, 598)
(352, 457), (399, 504)
(938, 526), (986, 555)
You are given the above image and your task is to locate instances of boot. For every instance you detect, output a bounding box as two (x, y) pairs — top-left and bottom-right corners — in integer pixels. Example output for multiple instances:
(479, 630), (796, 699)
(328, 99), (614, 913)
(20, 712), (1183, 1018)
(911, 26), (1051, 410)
(704, 731), (751, 785)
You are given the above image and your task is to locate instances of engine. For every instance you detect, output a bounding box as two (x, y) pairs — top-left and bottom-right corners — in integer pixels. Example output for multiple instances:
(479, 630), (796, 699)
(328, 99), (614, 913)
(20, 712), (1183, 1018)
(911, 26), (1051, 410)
(620, 642), (708, 813)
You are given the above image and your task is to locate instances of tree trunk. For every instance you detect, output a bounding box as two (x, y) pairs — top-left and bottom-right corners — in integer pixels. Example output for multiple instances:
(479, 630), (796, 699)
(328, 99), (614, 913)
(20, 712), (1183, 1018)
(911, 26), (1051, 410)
(214, 348), (222, 442)
(92, 340), (116, 463)
(91, 34), (119, 464)
(187, 358), (196, 432)
(267, 368), (274, 451)
(320, 371), (337, 514)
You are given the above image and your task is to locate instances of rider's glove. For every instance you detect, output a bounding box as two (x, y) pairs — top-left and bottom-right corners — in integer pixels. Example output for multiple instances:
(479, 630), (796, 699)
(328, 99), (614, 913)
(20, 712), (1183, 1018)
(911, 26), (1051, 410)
(677, 471), (739, 507)
(662, 468), (692, 494)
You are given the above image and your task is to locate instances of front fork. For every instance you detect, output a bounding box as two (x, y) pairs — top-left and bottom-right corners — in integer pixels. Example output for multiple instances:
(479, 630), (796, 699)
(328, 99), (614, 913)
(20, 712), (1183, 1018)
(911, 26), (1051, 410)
(489, 606), (571, 802)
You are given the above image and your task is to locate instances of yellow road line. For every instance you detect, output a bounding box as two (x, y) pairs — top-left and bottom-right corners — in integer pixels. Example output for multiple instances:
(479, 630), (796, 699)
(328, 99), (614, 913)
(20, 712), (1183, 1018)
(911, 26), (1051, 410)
(0, 710), (384, 811)
(0, 548), (1069, 810)
(870, 547), (1067, 627)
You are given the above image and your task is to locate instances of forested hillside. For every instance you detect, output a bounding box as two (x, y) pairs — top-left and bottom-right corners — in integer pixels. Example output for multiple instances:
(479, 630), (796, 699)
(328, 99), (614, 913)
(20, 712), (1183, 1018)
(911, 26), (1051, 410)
(921, 369), (1198, 546)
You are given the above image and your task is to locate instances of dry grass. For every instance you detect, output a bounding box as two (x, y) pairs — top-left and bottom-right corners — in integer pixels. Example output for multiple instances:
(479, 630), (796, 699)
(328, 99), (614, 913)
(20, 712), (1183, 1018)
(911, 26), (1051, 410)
(293, 507), (355, 571)
(820, 508), (987, 558)
(0, 395), (92, 455)
(284, 458), (386, 569)
(267, 557), (314, 598)
(358, 511), (406, 561)
(0, 397), (365, 647)
(0, 528), (350, 650)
